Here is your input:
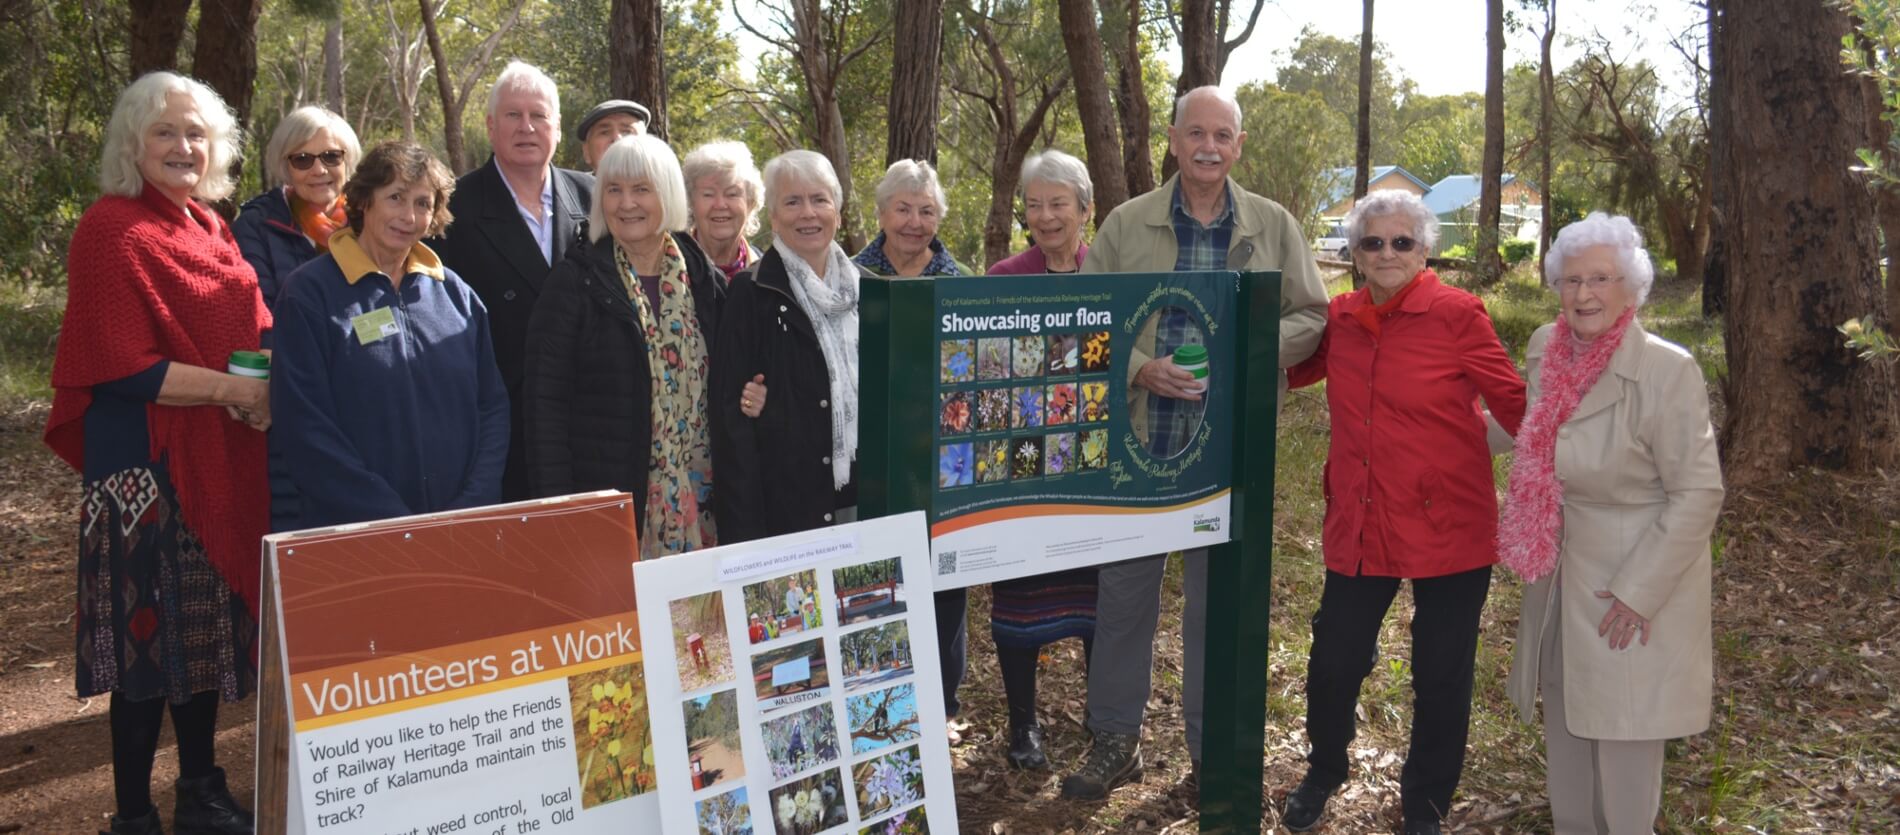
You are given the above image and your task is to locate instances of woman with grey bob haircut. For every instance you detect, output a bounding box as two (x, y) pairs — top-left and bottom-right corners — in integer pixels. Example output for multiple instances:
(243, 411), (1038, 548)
(1500, 211), (1720, 835)
(855, 158), (971, 276)
(683, 140), (766, 283)
(1344, 188), (1441, 255)
(989, 149), (1095, 276)
(235, 106), (365, 312)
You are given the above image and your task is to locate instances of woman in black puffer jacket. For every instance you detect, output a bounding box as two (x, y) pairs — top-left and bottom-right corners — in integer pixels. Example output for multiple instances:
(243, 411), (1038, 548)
(524, 135), (743, 557)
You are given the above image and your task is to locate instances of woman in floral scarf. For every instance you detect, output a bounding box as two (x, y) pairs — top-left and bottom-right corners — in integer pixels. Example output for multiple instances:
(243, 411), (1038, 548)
(1500, 213), (1724, 834)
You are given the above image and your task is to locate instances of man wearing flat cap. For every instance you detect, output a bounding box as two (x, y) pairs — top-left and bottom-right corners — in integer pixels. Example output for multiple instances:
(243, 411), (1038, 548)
(578, 99), (651, 171)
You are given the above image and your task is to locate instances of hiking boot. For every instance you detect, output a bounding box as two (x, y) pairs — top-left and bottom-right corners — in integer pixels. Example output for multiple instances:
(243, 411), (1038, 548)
(1005, 721), (1048, 770)
(103, 806), (163, 835)
(1058, 731), (1141, 800)
(1282, 772), (1340, 832)
(173, 767), (253, 834)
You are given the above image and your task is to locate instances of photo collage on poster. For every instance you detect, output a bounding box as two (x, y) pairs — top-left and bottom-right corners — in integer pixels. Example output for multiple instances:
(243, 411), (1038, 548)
(665, 554), (930, 835)
(937, 330), (1112, 490)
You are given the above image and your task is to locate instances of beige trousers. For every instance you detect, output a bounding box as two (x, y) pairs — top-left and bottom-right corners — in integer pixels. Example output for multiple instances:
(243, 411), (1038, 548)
(1540, 594), (1667, 835)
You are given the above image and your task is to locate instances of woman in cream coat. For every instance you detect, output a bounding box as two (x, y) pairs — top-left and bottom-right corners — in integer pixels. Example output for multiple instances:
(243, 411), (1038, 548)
(1499, 213), (1724, 835)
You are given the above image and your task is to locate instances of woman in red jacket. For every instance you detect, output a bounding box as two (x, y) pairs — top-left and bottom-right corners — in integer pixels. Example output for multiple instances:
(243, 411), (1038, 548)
(1279, 190), (1526, 835)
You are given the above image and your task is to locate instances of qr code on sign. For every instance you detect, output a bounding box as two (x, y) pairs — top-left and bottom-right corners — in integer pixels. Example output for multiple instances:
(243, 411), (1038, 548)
(936, 550), (957, 576)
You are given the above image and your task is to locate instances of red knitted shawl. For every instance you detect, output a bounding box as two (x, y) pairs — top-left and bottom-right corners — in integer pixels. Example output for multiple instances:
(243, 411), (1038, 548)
(45, 185), (272, 616)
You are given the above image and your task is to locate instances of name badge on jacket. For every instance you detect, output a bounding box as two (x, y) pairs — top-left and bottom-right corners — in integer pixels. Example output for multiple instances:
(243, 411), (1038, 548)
(351, 306), (400, 345)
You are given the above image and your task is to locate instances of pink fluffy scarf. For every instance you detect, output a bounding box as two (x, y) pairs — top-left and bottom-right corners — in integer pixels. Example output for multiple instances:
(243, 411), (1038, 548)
(1498, 308), (1638, 581)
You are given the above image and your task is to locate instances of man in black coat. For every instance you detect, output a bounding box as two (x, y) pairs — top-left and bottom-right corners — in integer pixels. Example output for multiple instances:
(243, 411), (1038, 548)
(429, 60), (594, 502)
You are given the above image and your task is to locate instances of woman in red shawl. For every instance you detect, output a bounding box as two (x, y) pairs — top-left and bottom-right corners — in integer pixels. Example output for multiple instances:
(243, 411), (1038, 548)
(44, 72), (270, 835)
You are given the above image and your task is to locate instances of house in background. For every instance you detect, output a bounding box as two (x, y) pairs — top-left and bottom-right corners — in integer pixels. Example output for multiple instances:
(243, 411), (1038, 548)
(1420, 173), (1544, 253)
(1318, 165), (1433, 219)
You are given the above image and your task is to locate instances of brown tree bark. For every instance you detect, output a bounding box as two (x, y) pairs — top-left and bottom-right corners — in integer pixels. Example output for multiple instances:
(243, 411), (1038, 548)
(1538, 0), (1556, 274)
(954, 10), (1071, 268)
(1104, 0), (1155, 197)
(191, 0), (264, 127)
(887, 0), (944, 165)
(1161, 0), (1217, 183)
(1475, 0), (1507, 282)
(323, 13), (345, 116)
(1703, 0), (1729, 316)
(417, 0), (463, 171)
(129, 0), (194, 79)
(610, 0), (669, 140)
(1056, 0), (1129, 223)
(1353, 0), (1373, 202)
(1715, 0), (1897, 485)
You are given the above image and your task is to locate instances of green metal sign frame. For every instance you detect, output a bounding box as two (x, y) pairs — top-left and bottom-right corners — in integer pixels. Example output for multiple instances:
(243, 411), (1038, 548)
(861, 271), (1280, 833)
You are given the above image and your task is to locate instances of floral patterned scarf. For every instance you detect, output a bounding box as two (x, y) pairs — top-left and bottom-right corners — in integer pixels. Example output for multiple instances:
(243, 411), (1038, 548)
(615, 238), (716, 557)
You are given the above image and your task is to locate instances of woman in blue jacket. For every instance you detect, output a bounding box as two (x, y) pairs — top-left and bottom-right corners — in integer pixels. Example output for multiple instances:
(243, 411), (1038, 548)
(271, 141), (509, 528)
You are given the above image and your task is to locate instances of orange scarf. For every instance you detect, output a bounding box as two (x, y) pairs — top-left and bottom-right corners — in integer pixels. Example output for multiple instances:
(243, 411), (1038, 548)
(291, 193), (348, 252)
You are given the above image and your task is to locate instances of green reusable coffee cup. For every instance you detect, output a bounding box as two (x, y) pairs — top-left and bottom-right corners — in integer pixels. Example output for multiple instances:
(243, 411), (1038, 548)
(1171, 344), (1209, 381)
(228, 350), (270, 380)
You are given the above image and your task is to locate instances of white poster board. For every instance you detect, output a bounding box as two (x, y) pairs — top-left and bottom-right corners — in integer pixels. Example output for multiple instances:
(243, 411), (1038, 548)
(634, 512), (955, 835)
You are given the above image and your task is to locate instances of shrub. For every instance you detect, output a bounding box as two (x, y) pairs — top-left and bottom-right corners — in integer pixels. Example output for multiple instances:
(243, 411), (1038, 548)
(1501, 239), (1536, 264)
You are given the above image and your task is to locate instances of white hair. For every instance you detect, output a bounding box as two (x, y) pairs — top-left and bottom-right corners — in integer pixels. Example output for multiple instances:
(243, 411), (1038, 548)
(1344, 189), (1441, 253)
(99, 71), (243, 201)
(762, 150), (842, 209)
(1020, 149), (1093, 208)
(681, 140), (765, 238)
(263, 106), (362, 188)
(485, 60), (560, 122)
(588, 134), (691, 242)
(874, 159), (948, 216)
(1172, 85), (1244, 129)
(1545, 212), (1656, 305)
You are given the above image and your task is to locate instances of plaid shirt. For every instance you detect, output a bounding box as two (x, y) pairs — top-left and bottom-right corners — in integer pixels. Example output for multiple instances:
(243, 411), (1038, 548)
(1169, 181), (1236, 272)
(1137, 181), (1231, 457)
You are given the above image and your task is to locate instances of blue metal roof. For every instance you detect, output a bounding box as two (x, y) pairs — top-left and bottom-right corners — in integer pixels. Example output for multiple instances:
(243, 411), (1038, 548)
(1422, 173), (1518, 216)
(1320, 166), (1432, 212)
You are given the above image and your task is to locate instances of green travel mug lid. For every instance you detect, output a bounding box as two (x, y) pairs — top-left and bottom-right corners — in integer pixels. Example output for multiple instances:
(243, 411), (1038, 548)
(228, 350), (270, 379)
(1171, 344), (1207, 364)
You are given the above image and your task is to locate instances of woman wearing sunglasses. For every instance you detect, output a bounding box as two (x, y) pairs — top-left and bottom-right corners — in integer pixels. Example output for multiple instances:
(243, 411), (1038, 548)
(234, 106), (363, 311)
(1279, 190), (1526, 835)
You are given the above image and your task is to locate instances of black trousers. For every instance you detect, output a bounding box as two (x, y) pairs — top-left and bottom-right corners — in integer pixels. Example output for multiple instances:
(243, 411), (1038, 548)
(935, 588), (967, 717)
(1303, 565), (1492, 822)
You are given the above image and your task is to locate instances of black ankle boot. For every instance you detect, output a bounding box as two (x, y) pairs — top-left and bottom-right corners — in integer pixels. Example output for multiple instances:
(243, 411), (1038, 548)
(173, 767), (253, 834)
(103, 806), (164, 835)
(1005, 721), (1048, 770)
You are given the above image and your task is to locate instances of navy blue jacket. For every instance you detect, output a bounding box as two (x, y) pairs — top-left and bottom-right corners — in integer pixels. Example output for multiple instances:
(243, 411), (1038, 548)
(232, 188), (319, 311)
(270, 230), (510, 530)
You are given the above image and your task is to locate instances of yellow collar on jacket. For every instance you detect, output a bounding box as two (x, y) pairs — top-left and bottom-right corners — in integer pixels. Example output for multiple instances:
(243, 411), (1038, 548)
(329, 228), (445, 285)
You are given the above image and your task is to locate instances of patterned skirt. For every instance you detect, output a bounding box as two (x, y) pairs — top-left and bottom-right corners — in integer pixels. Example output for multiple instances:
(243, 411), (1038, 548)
(988, 567), (1099, 650)
(75, 466), (256, 704)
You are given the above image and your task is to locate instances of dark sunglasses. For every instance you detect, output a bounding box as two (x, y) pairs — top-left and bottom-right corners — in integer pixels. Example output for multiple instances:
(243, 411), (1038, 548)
(1357, 235), (1418, 253)
(287, 150), (346, 171)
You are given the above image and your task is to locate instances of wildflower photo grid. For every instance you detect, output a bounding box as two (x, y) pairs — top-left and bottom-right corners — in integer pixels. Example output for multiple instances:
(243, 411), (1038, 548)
(634, 513), (956, 835)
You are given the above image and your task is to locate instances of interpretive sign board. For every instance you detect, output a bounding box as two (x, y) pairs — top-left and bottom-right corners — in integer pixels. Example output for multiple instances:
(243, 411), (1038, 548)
(924, 272), (1236, 588)
(633, 512), (956, 835)
(261, 492), (663, 834)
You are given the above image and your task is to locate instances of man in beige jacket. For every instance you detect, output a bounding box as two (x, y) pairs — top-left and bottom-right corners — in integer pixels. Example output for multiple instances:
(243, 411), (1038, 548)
(1059, 85), (1328, 800)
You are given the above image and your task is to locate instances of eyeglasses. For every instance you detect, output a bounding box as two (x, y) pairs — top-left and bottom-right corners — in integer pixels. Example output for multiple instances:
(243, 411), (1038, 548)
(1357, 236), (1418, 253)
(1559, 274), (1625, 292)
(287, 151), (346, 171)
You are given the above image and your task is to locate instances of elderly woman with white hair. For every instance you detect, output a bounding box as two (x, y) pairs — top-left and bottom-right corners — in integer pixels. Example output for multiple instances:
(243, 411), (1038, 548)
(233, 105), (363, 309)
(712, 149), (874, 543)
(45, 71), (268, 835)
(683, 140), (766, 285)
(989, 148), (1094, 275)
(854, 158), (973, 277)
(524, 135), (726, 557)
(1501, 213), (1723, 835)
(1282, 189), (1526, 835)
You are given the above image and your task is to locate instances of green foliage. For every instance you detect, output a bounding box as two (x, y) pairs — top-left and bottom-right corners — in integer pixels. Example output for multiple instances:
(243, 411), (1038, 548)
(1232, 82), (1350, 227)
(1839, 0), (1900, 190)
(1501, 238), (1535, 264)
